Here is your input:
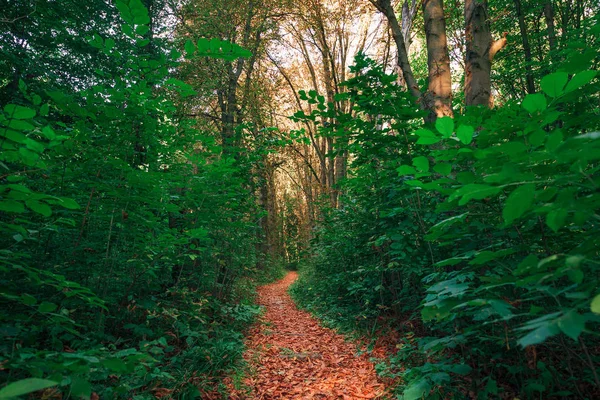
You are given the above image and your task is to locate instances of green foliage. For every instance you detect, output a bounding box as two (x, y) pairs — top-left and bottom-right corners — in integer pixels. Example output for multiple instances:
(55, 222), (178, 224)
(0, 1), (278, 398)
(292, 42), (600, 398)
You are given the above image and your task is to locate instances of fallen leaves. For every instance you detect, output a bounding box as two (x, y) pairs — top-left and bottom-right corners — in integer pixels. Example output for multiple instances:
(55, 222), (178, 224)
(229, 272), (387, 399)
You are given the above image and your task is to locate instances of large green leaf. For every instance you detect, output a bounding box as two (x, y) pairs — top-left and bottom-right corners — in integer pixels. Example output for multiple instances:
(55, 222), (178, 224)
(26, 200), (52, 217)
(0, 378), (58, 399)
(435, 116), (454, 138)
(415, 128), (440, 145)
(564, 70), (597, 93)
(546, 208), (567, 232)
(503, 183), (535, 224)
(540, 72), (568, 98)
(449, 184), (501, 205)
(184, 40), (195, 57)
(456, 125), (474, 145)
(38, 302), (58, 313)
(58, 197), (80, 209)
(397, 165), (416, 175)
(412, 156), (429, 172)
(517, 323), (559, 347)
(433, 163), (451, 176)
(403, 378), (431, 400)
(522, 93), (547, 113)
(4, 104), (36, 120)
(558, 311), (585, 341)
(0, 200), (25, 213)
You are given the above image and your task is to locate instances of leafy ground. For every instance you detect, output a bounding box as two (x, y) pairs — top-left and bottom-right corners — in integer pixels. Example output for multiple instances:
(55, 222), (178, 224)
(228, 272), (387, 399)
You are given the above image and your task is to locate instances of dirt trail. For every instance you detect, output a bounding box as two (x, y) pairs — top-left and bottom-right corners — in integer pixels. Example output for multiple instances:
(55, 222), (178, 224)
(229, 272), (386, 399)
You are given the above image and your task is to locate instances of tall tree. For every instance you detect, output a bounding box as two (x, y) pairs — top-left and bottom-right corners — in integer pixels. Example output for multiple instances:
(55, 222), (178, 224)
(422, 0), (453, 119)
(464, 0), (507, 106)
(513, 0), (536, 93)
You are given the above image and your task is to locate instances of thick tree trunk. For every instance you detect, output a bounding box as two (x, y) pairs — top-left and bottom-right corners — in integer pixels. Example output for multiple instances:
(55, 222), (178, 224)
(514, 0), (536, 94)
(423, 0), (453, 120)
(464, 0), (506, 107)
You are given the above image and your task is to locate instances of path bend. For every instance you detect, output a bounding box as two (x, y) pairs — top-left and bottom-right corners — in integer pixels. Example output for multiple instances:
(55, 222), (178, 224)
(229, 272), (386, 399)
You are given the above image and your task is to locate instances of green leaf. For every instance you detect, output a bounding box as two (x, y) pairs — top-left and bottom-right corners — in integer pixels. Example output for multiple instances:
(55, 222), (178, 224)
(38, 302), (58, 313)
(591, 294), (600, 314)
(42, 126), (56, 140)
(102, 358), (130, 373)
(456, 125), (474, 145)
(19, 147), (40, 166)
(136, 39), (150, 47)
(197, 38), (210, 52)
(104, 38), (115, 51)
(470, 249), (515, 265)
(435, 116), (454, 138)
(115, 0), (134, 23)
(503, 184), (535, 224)
(564, 70), (597, 93)
(2, 129), (26, 143)
(121, 24), (134, 38)
(0, 200), (25, 213)
(25, 138), (45, 153)
(412, 156), (429, 172)
(184, 40), (196, 57)
(529, 129), (546, 147)
(415, 128), (440, 145)
(26, 200), (52, 217)
(517, 323), (559, 347)
(4, 104), (36, 120)
(21, 294), (37, 306)
(397, 165), (416, 175)
(488, 299), (513, 319)
(40, 103), (50, 117)
(540, 72), (568, 98)
(58, 197), (80, 210)
(6, 119), (34, 131)
(448, 364), (472, 375)
(0, 378), (58, 399)
(546, 208), (567, 232)
(135, 25), (150, 36)
(433, 163), (451, 176)
(566, 269), (584, 284)
(558, 311), (585, 341)
(70, 377), (92, 399)
(403, 378), (431, 400)
(522, 93), (547, 113)
(449, 184), (501, 205)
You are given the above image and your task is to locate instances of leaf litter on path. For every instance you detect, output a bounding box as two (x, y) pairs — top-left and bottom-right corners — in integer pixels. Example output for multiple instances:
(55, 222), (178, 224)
(228, 272), (387, 399)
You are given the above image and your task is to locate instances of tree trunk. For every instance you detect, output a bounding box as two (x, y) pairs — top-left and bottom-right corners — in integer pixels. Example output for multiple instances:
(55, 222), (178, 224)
(543, 1), (557, 61)
(514, 0), (536, 94)
(401, 0), (418, 54)
(373, 0), (421, 99)
(423, 0), (453, 120)
(464, 0), (506, 107)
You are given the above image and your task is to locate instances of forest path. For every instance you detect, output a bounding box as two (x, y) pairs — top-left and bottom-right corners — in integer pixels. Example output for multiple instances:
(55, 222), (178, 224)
(229, 272), (386, 399)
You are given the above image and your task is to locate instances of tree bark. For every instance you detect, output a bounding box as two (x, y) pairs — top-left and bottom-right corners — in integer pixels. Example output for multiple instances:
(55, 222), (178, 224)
(423, 0), (453, 120)
(401, 0), (418, 54)
(464, 0), (506, 107)
(543, 1), (557, 61)
(514, 0), (536, 94)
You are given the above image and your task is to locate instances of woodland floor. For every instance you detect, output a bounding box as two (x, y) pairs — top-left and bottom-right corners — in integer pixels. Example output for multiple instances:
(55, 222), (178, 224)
(228, 272), (388, 399)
